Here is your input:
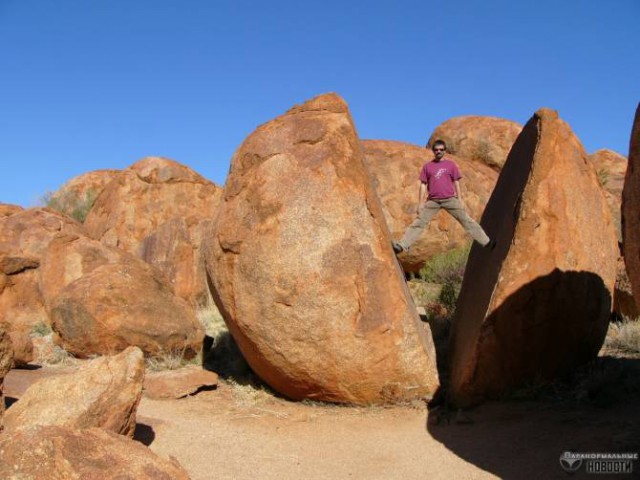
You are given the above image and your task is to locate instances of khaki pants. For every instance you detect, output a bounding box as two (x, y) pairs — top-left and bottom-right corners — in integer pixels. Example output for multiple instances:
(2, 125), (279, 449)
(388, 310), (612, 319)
(399, 197), (490, 250)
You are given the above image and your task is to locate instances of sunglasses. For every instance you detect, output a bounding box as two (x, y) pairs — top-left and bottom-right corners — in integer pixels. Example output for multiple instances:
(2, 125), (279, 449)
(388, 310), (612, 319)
(433, 148), (445, 152)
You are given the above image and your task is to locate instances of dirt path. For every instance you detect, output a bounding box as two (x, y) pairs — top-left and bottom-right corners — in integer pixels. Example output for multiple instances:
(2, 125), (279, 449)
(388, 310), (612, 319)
(5, 364), (640, 480)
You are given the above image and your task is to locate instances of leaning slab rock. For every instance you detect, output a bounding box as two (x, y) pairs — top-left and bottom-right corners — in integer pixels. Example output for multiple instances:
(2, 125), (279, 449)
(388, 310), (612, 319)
(205, 93), (439, 404)
(449, 108), (618, 407)
(4, 347), (144, 437)
(623, 103), (640, 307)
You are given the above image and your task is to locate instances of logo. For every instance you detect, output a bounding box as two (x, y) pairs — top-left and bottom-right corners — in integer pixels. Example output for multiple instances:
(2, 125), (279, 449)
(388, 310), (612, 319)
(560, 452), (583, 474)
(560, 451), (637, 475)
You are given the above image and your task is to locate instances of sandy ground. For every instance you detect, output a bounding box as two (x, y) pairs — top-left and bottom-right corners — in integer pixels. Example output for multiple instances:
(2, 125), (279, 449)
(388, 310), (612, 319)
(4, 361), (640, 480)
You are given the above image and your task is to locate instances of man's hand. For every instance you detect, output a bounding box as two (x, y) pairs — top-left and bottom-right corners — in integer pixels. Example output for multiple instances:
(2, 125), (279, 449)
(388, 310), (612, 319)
(416, 202), (424, 215)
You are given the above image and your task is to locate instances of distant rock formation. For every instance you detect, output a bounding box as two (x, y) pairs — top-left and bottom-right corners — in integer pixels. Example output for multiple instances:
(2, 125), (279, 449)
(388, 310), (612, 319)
(427, 115), (522, 170)
(449, 108), (618, 407)
(0, 208), (86, 364)
(84, 157), (222, 308)
(363, 140), (497, 272)
(205, 93), (439, 404)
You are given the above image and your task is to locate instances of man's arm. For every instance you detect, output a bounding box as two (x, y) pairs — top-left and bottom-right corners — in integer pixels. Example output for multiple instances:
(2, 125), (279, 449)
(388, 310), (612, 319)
(454, 180), (464, 205)
(417, 182), (427, 214)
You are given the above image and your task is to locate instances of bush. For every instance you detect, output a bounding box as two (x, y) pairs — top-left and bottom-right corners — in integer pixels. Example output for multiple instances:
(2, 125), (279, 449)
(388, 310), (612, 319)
(419, 243), (471, 312)
(41, 189), (97, 223)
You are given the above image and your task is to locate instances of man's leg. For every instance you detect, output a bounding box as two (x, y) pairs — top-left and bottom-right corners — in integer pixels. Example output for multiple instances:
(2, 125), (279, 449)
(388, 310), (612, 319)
(442, 198), (491, 246)
(396, 201), (441, 251)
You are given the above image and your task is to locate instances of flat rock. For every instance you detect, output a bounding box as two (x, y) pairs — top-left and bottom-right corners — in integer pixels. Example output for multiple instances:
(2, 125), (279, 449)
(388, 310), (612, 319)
(0, 425), (191, 480)
(363, 139), (497, 272)
(449, 108), (618, 407)
(205, 93), (439, 404)
(427, 115), (522, 170)
(4, 347), (144, 436)
(144, 365), (218, 399)
(622, 104), (640, 308)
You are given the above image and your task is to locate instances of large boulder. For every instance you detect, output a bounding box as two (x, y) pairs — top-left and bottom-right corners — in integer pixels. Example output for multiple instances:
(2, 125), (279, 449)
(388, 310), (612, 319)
(427, 115), (522, 170)
(0, 425), (191, 480)
(362, 140), (497, 273)
(449, 108), (618, 407)
(83, 157), (222, 308)
(41, 234), (204, 359)
(205, 93), (439, 404)
(0, 327), (14, 430)
(623, 104), (640, 307)
(46, 169), (120, 222)
(4, 347), (144, 436)
(0, 209), (86, 361)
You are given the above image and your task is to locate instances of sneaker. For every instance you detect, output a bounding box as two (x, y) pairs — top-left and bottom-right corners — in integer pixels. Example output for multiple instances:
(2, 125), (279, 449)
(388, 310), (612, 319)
(485, 239), (497, 250)
(392, 241), (404, 254)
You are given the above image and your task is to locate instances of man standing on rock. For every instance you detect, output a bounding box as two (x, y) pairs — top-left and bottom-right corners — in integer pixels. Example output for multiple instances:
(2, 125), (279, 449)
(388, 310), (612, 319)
(393, 140), (495, 253)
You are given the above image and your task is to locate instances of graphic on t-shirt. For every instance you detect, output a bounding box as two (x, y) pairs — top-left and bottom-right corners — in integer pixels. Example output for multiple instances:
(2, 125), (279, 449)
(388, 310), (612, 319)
(434, 168), (447, 180)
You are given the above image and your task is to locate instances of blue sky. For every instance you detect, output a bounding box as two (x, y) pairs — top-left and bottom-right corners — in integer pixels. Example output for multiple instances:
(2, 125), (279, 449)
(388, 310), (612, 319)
(1, 0), (638, 207)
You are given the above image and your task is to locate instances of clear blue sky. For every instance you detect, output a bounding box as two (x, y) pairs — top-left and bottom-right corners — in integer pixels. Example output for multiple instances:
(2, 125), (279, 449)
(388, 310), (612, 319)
(1, 0), (638, 207)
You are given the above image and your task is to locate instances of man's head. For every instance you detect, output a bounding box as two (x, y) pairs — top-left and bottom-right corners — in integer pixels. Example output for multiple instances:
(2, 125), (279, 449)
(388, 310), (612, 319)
(431, 140), (447, 161)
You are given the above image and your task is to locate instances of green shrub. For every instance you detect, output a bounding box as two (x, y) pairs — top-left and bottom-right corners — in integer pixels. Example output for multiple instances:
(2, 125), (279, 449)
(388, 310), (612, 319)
(41, 189), (97, 223)
(419, 244), (471, 312)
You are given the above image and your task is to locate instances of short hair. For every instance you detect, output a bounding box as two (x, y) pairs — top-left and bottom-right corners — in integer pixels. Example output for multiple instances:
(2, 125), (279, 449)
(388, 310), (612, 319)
(432, 139), (447, 150)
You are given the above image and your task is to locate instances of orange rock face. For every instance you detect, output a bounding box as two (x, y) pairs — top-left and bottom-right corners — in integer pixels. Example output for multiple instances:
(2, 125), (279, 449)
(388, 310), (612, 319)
(0, 425), (191, 479)
(363, 140), (497, 272)
(623, 104), (640, 308)
(83, 157), (222, 308)
(449, 108), (618, 407)
(427, 116), (522, 170)
(47, 169), (120, 222)
(0, 203), (24, 218)
(41, 234), (204, 358)
(205, 93), (439, 404)
(0, 209), (86, 360)
(590, 148), (627, 240)
(0, 328), (14, 429)
(4, 347), (144, 437)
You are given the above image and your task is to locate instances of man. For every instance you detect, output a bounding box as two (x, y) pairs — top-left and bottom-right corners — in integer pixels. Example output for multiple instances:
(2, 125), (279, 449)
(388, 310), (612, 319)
(392, 139), (494, 253)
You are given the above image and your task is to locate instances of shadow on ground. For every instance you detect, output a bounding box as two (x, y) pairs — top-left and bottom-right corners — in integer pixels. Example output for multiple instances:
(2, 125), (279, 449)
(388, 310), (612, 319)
(426, 356), (640, 479)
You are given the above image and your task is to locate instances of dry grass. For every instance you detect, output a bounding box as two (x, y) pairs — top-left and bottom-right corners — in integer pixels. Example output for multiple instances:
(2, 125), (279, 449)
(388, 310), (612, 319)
(145, 348), (202, 372)
(603, 318), (640, 355)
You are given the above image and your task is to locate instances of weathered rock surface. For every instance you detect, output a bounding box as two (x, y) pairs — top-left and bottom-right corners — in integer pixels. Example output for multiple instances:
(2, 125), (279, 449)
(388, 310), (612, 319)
(590, 148), (627, 240)
(449, 108), (618, 407)
(83, 157), (222, 308)
(427, 115), (522, 170)
(40, 234), (204, 359)
(0, 425), (191, 480)
(7, 329), (33, 367)
(144, 365), (218, 399)
(623, 105), (640, 308)
(0, 327), (14, 429)
(47, 169), (120, 222)
(0, 209), (86, 362)
(4, 347), (144, 436)
(0, 203), (24, 218)
(205, 93), (439, 404)
(362, 140), (497, 272)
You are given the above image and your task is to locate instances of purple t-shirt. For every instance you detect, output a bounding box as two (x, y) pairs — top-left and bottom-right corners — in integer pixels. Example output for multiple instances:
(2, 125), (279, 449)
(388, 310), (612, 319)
(419, 159), (461, 199)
